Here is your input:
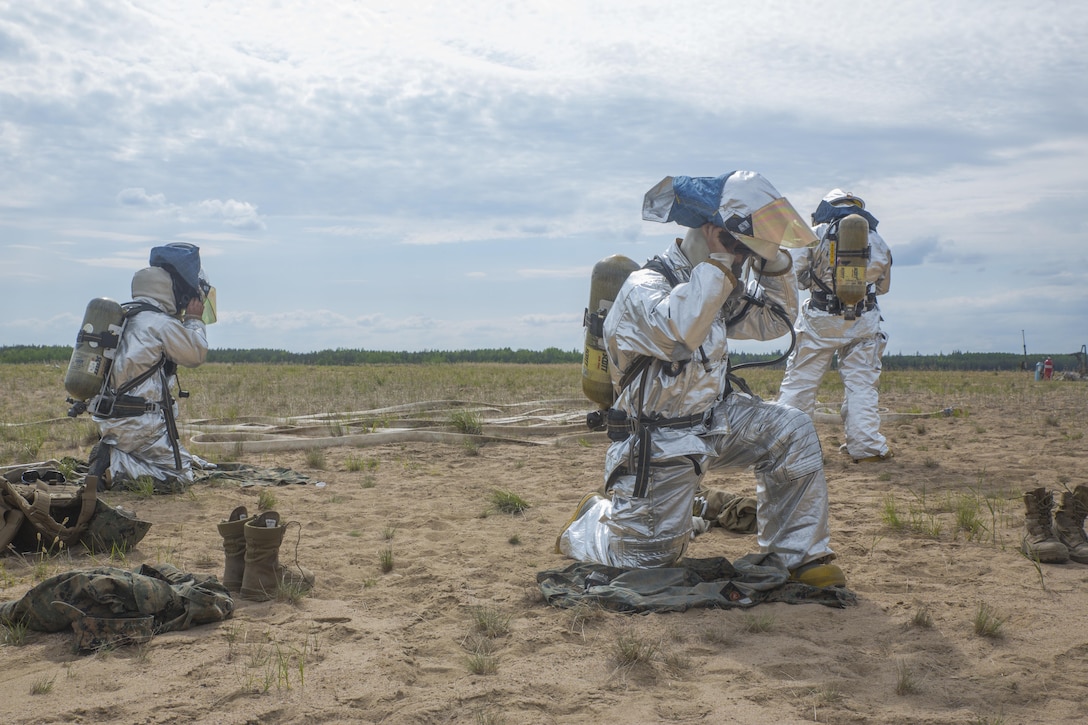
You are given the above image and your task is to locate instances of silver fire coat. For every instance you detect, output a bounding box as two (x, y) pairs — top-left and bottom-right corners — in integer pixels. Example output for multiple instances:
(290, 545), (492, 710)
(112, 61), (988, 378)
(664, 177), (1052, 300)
(93, 297), (208, 484)
(559, 239), (834, 570)
(778, 224), (893, 459)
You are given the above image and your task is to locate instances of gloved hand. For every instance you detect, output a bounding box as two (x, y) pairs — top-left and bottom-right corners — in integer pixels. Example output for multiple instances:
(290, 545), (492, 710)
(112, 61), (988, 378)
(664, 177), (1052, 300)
(754, 249), (792, 276)
(708, 251), (737, 269)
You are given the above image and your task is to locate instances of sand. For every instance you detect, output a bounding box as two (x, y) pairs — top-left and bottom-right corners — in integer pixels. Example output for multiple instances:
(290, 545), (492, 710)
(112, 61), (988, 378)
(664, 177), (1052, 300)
(3, 379), (1088, 724)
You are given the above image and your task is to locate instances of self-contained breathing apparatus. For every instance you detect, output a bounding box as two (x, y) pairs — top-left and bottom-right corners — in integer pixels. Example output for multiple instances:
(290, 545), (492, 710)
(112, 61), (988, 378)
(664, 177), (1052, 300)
(580, 250), (797, 438)
(581, 250), (798, 500)
(808, 202), (879, 321)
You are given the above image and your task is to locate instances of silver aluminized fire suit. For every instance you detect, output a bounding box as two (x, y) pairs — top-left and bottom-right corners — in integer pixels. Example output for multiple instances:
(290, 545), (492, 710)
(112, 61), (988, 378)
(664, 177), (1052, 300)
(559, 238), (834, 570)
(777, 192), (893, 461)
(93, 267), (208, 485)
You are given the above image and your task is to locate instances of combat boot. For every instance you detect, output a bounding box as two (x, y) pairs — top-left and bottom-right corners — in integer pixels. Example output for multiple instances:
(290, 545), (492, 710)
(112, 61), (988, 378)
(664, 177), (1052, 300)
(240, 511), (315, 602)
(1053, 490), (1088, 564)
(216, 506), (249, 592)
(1020, 488), (1069, 563)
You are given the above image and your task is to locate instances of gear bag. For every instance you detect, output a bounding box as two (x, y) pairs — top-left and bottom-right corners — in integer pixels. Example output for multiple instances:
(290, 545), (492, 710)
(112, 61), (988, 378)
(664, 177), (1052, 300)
(0, 467), (151, 554)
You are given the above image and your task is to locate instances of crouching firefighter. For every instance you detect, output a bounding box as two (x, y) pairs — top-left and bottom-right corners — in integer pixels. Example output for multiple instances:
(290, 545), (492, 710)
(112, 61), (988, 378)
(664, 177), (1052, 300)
(79, 243), (216, 493)
(557, 171), (847, 588)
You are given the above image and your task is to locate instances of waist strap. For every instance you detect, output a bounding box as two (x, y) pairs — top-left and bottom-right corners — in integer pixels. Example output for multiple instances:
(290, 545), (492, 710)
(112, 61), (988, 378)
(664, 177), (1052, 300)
(810, 290), (877, 315)
(606, 409), (709, 442)
(92, 394), (162, 419)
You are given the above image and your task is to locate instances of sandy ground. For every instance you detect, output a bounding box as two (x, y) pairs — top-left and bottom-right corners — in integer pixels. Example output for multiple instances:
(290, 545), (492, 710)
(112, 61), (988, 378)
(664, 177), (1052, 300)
(3, 379), (1088, 725)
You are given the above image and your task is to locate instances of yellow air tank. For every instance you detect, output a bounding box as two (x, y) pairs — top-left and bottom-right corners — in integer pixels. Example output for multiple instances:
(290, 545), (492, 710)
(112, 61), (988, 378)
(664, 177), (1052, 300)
(833, 214), (870, 320)
(64, 297), (125, 402)
(582, 254), (639, 409)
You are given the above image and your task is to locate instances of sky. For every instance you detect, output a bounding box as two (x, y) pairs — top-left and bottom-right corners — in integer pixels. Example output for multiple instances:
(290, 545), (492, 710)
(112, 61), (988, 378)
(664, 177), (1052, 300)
(2, 0), (1086, 358)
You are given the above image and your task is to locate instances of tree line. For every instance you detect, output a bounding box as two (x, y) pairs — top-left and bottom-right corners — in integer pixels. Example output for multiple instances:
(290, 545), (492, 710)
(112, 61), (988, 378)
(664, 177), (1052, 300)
(2, 344), (1084, 373)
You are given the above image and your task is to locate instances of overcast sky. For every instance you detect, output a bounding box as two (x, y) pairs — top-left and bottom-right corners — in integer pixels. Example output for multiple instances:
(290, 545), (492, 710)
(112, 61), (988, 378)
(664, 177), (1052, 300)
(3, 1), (1086, 358)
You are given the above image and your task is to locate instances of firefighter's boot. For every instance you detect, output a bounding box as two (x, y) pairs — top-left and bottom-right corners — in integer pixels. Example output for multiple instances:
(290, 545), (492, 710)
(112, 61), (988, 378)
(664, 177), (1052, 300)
(217, 505), (249, 592)
(1020, 488), (1069, 564)
(240, 511), (315, 602)
(1053, 490), (1088, 564)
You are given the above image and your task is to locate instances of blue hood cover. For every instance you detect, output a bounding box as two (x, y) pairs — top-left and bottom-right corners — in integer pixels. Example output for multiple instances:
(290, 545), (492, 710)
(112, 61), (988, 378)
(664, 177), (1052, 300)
(149, 243), (201, 293)
(811, 201), (879, 231)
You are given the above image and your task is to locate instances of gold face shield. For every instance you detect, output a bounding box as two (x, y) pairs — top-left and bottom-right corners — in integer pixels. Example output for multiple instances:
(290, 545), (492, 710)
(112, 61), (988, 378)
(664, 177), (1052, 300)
(733, 197), (818, 260)
(201, 286), (217, 325)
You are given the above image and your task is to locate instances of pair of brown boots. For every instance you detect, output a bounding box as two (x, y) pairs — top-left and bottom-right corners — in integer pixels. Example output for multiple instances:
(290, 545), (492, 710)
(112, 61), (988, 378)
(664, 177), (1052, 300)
(1021, 486), (1088, 564)
(217, 506), (315, 601)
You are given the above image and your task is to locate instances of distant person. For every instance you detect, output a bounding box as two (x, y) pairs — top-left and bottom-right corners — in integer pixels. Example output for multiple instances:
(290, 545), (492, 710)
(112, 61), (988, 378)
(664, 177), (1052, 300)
(89, 243), (216, 492)
(557, 171), (846, 588)
(1043, 357), (1054, 380)
(777, 189), (893, 463)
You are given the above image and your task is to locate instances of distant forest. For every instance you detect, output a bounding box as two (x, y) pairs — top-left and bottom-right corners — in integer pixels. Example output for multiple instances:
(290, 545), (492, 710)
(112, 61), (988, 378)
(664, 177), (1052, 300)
(2, 345), (1085, 373)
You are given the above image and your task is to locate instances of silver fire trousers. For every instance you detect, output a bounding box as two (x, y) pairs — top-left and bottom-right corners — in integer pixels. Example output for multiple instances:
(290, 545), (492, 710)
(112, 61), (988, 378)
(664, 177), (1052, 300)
(559, 392), (833, 570)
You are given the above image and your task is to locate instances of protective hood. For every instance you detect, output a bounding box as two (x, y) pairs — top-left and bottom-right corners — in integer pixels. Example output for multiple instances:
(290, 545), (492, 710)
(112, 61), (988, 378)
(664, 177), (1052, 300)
(150, 243), (208, 310)
(131, 267), (177, 315)
(642, 172), (817, 261)
(821, 188), (865, 209)
(811, 200), (879, 231)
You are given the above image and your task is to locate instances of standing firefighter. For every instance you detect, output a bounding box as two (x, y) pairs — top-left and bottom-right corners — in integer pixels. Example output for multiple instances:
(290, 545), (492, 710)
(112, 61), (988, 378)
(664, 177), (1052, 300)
(88, 243), (216, 491)
(777, 189), (893, 463)
(557, 171), (846, 588)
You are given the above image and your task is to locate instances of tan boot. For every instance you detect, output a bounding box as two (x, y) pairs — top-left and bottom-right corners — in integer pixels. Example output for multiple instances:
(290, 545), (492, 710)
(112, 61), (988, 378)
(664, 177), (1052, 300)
(1054, 490), (1088, 564)
(1020, 488), (1069, 563)
(216, 506), (249, 592)
(240, 511), (315, 602)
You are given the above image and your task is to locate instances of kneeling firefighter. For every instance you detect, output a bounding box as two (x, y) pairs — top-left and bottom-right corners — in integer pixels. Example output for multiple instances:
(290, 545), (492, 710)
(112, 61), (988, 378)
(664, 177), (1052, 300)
(557, 171), (846, 588)
(88, 243), (217, 492)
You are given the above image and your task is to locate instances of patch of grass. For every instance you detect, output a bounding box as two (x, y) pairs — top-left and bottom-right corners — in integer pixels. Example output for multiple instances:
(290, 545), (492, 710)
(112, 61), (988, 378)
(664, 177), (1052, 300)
(450, 410), (483, 435)
(257, 488), (278, 511)
(973, 602), (1006, 638)
(304, 449), (326, 470)
(378, 547), (394, 573)
(470, 606), (511, 638)
(128, 476), (157, 498)
(466, 652), (498, 675)
(2, 618), (30, 646)
(910, 606), (933, 629)
(613, 630), (657, 666)
(565, 602), (605, 639)
(30, 675), (56, 695)
(489, 489), (530, 515)
(881, 495), (903, 530)
(276, 577), (312, 605)
(895, 658), (919, 695)
(740, 612), (776, 634)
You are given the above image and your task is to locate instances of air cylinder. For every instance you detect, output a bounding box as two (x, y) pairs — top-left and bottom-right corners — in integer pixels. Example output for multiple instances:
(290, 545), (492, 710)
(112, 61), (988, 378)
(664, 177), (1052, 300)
(581, 255), (639, 409)
(64, 298), (125, 401)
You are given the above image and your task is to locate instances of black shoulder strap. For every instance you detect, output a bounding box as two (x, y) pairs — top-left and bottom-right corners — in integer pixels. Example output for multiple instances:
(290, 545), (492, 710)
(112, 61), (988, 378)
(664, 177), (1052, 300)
(122, 301), (164, 319)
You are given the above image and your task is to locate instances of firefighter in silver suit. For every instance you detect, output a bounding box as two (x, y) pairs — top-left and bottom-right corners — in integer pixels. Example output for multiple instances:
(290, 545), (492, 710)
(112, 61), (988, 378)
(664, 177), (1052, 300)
(557, 172), (846, 588)
(92, 244), (215, 490)
(777, 189), (893, 463)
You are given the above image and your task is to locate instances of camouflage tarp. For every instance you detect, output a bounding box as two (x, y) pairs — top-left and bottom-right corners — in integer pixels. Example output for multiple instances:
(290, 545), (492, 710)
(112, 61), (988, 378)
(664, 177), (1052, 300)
(537, 553), (857, 612)
(0, 563), (233, 651)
